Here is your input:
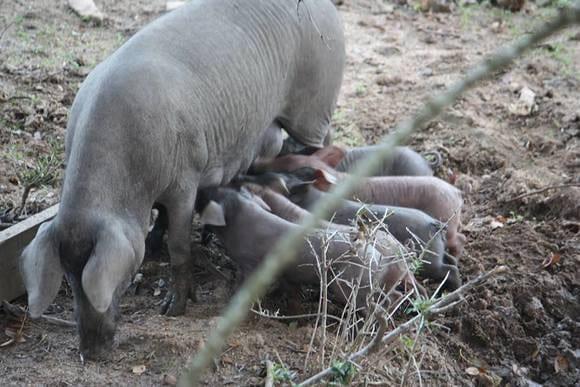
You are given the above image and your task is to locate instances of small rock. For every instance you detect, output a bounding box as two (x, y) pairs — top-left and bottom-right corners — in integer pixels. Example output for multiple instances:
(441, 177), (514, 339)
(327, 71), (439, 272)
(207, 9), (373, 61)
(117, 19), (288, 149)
(376, 75), (402, 87)
(509, 87), (537, 116)
(255, 333), (265, 347)
(374, 45), (401, 57)
(522, 297), (545, 320)
(420, 0), (453, 12)
(133, 273), (144, 284)
(131, 364), (146, 375)
(68, 0), (105, 22)
(420, 67), (433, 77)
(162, 374), (177, 386)
(166, 1), (186, 11)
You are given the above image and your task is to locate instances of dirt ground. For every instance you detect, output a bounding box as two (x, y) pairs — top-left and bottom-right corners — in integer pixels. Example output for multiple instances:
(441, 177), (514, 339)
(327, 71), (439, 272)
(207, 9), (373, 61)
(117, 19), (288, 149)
(1, 0), (579, 385)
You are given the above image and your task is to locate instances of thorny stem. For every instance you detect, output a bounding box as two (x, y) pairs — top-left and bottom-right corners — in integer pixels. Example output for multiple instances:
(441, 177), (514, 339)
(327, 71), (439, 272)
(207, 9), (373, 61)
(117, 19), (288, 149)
(178, 5), (580, 385)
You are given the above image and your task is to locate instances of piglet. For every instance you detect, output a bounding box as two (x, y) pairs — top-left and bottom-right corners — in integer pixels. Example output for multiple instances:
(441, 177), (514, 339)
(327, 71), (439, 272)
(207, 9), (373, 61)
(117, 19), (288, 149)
(253, 145), (441, 176)
(237, 171), (460, 290)
(196, 187), (413, 309)
(250, 152), (466, 259)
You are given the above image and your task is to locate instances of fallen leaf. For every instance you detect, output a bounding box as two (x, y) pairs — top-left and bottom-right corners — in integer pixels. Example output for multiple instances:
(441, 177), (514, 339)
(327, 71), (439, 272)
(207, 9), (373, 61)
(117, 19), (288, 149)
(132, 365), (147, 375)
(490, 220), (505, 230)
(466, 366), (480, 376)
(4, 328), (26, 343)
(554, 354), (569, 373)
(542, 253), (561, 269)
(495, 215), (508, 223)
(448, 169), (458, 185)
(153, 288), (161, 297)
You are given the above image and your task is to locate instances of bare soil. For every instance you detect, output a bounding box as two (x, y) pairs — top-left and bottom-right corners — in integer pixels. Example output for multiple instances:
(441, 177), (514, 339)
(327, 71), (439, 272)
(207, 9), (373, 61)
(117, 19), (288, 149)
(1, 0), (578, 385)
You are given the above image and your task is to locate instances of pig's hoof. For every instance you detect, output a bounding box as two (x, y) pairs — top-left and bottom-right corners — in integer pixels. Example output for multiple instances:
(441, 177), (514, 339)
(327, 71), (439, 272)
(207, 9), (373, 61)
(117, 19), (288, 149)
(160, 267), (193, 316)
(160, 289), (187, 316)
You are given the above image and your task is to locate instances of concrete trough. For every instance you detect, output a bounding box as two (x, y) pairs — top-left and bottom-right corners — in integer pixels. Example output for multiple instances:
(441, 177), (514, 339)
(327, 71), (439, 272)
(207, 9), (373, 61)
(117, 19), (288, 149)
(0, 204), (58, 302)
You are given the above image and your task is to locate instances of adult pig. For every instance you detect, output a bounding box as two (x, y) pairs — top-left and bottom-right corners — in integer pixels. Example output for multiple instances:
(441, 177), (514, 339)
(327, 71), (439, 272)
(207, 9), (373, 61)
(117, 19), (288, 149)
(20, 0), (344, 360)
(197, 187), (410, 309)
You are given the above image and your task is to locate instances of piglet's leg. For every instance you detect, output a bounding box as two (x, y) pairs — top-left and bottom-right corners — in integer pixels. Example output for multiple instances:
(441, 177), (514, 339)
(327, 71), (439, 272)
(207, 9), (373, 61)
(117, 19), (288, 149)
(422, 262), (461, 291)
(160, 188), (197, 316)
(447, 231), (466, 258)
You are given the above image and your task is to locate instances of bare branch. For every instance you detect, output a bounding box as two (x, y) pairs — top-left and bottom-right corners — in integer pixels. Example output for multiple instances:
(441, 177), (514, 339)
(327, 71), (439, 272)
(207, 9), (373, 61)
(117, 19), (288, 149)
(504, 183), (580, 203)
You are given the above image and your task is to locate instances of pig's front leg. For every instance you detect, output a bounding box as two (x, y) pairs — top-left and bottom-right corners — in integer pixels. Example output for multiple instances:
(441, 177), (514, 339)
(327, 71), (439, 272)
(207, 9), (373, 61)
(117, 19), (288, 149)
(159, 185), (198, 316)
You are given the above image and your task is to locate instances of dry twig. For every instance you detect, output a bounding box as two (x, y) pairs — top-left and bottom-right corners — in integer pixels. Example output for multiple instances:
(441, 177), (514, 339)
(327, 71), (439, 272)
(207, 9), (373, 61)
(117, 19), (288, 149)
(504, 183), (580, 203)
(1, 301), (76, 328)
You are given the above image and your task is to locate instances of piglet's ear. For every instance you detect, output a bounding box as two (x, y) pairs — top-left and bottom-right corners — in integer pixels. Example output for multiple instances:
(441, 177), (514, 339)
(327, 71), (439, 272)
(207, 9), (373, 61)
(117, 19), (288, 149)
(315, 169), (338, 184)
(199, 200), (226, 226)
(313, 169), (338, 191)
(313, 145), (346, 168)
(272, 177), (290, 195)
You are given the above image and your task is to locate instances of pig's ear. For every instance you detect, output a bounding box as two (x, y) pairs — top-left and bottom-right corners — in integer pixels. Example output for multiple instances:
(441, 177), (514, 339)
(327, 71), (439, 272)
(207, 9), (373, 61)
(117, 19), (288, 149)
(199, 200), (226, 226)
(21, 221), (63, 318)
(82, 225), (140, 313)
(313, 169), (338, 191)
(272, 176), (290, 195)
(313, 145), (346, 168)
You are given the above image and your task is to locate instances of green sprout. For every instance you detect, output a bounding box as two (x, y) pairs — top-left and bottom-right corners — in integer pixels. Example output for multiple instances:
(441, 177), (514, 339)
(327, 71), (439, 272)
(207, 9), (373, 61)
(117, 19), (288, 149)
(330, 360), (357, 385)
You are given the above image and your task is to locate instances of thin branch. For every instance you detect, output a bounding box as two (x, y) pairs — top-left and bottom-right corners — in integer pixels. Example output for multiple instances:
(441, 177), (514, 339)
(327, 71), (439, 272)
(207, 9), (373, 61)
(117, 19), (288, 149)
(250, 308), (344, 323)
(504, 183), (580, 203)
(264, 360), (274, 387)
(1, 301), (76, 328)
(177, 6), (580, 385)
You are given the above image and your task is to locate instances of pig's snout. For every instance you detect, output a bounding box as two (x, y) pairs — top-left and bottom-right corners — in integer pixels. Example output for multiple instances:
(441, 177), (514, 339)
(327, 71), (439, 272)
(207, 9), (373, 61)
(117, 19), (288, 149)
(75, 297), (119, 361)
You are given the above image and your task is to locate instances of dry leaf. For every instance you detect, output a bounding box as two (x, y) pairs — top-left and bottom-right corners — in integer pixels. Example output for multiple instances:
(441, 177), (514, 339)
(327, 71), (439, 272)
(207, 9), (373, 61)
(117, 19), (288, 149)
(4, 328), (26, 343)
(448, 169), (458, 185)
(554, 354), (569, 373)
(466, 366), (480, 376)
(153, 288), (161, 297)
(490, 220), (505, 230)
(496, 215), (508, 223)
(132, 365), (147, 375)
(542, 253), (561, 269)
